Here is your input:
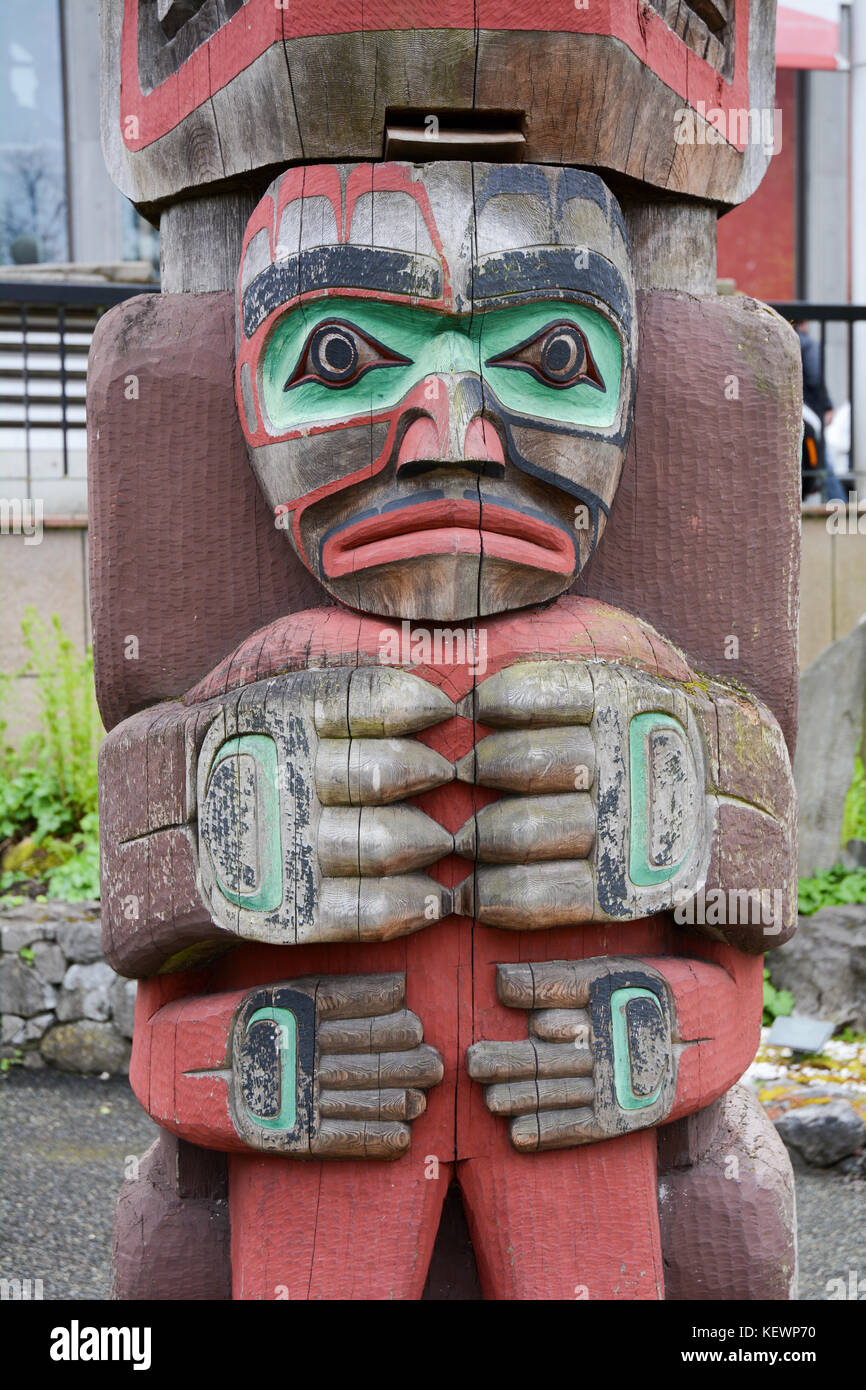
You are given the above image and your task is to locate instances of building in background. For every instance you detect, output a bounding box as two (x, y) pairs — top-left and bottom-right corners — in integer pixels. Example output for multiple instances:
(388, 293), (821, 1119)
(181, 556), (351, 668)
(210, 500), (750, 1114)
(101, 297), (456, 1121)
(718, 0), (850, 409)
(0, 0), (158, 272)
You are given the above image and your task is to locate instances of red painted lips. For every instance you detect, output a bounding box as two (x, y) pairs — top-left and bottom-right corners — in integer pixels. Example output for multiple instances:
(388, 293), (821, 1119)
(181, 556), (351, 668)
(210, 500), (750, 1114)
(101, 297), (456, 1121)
(321, 499), (576, 578)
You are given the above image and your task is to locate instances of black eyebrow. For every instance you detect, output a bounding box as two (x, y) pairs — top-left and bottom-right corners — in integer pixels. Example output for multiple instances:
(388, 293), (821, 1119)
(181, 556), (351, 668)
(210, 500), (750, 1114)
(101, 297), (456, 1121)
(243, 247), (442, 337)
(470, 250), (631, 334)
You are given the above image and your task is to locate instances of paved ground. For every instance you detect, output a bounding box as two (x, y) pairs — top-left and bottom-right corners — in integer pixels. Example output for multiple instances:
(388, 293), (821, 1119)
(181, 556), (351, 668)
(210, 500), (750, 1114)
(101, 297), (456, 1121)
(0, 1070), (157, 1300)
(0, 1071), (863, 1300)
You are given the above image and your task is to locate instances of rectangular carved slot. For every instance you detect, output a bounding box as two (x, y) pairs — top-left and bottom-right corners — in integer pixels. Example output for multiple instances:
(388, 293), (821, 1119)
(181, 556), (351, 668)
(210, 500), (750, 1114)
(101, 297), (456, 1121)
(384, 108), (526, 163)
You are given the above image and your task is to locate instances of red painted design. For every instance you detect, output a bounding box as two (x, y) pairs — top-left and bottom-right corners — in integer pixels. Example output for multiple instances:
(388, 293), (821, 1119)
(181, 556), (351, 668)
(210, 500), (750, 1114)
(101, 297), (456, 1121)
(183, 595), (693, 706)
(321, 499), (575, 579)
(120, 0), (751, 152)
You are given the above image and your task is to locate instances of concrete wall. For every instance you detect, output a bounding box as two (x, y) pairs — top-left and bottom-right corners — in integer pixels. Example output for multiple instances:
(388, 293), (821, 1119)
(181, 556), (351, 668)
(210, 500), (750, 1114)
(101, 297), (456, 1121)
(800, 510), (866, 671)
(0, 524), (91, 744)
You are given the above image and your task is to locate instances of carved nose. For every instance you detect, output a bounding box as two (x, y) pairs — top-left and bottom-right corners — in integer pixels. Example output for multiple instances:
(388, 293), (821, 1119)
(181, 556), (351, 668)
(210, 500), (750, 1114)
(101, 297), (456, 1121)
(396, 375), (505, 478)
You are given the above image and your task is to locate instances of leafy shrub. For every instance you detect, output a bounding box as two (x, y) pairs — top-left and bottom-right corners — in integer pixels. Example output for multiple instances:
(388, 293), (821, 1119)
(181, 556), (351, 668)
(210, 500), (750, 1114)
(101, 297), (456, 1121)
(841, 754), (866, 846)
(798, 862), (866, 916)
(0, 609), (102, 899)
(763, 968), (794, 1027)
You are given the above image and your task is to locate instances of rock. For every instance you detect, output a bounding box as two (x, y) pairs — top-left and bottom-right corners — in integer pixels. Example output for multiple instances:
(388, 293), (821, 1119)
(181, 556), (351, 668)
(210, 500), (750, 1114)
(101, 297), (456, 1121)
(0, 920), (52, 953)
(56, 961), (115, 1022)
(30, 940), (67, 985)
(110, 976), (137, 1039)
(769, 905), (866, 1032)
(20, 1051), (45, 1069)
(54, 917), (103, 964)
(795, 619), (866, 876)
(774, 1099), (865, 1167)
(6, 1012), (54, 1045)
(1, 1014), (24, 1044)
(836, 1151), (866, 1179)
(0, 955), (56, 1017)
(41, 1020), (130, 1074)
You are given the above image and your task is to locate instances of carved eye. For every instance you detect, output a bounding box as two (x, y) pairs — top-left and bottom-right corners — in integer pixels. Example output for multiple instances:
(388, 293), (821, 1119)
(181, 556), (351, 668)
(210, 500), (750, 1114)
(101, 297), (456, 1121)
(284, 319), (410, 390)
(486, 321), (604, 391)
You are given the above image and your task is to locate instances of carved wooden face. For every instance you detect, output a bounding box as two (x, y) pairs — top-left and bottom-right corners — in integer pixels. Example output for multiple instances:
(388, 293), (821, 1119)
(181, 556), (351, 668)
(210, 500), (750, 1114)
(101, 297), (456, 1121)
(236, 163), (636, 621)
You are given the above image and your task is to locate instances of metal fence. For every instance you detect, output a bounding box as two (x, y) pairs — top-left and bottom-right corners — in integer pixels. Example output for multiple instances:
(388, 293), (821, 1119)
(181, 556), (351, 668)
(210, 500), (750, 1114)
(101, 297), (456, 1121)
(770, 301), (866, 503)
(0, 281), (154, 515)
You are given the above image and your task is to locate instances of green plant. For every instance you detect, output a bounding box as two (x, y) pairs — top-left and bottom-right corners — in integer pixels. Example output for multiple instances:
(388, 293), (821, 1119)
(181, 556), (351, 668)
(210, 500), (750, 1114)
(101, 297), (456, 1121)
(17, 946), (34, 965)
(0, 609), (102, 900)
(798, 862), (866, 915)
(763, 967), (794, 1027)
(841, 754), (866, 846)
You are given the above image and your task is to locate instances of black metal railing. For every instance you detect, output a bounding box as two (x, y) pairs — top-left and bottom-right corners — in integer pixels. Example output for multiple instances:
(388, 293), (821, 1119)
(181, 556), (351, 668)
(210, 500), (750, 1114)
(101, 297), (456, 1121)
(0, 281), (154, 493)
(770, 301), (866, 503)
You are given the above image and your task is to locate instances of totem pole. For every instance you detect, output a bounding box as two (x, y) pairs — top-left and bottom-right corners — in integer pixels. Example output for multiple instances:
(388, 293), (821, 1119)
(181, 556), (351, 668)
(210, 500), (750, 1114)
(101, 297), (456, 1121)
(92, 1), (801, 1299)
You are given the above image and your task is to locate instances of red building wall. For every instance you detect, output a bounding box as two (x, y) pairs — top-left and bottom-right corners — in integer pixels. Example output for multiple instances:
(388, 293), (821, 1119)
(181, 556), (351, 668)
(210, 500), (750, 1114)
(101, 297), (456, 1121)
(716, 68), (797, 302)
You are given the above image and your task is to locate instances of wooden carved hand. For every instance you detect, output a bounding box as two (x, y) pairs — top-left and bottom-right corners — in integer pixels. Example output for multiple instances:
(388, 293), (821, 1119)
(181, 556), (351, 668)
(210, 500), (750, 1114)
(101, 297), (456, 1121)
(227, 972), (443, 1159)
(101, 649), (795, 976)
(466, 957), (681, 1152)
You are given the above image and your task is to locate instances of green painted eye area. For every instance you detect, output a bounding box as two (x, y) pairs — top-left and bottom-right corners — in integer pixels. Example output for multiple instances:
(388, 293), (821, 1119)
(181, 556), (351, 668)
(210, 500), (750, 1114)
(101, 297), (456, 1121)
(261, 297), (623, 432)
(284, 318), (411, 391)
(486, 320), (605, 392)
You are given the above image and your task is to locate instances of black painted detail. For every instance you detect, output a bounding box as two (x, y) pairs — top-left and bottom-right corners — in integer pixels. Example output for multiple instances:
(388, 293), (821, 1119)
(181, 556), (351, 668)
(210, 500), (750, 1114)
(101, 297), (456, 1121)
(243, 248), (443, 338)
(589, 967), (676, 1136)
(471, 250), (632, 334)
(231, 984), (316, 1152)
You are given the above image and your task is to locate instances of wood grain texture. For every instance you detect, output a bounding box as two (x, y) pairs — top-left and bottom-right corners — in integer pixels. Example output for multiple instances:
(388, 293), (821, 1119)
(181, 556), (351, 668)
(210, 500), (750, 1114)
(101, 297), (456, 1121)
(459, 1132), (664, 1300)
(88, 291), (800, 748)
(102, 2), (773, 209)
(131, 971), (443, 1158)
(86, 292), (320, 733)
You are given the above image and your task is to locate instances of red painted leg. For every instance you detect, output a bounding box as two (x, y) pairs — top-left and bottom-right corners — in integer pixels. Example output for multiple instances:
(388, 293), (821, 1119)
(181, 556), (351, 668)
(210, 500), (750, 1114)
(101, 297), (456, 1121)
(459, 1132), (664, 1301)
(229, 1153), (452, 1300)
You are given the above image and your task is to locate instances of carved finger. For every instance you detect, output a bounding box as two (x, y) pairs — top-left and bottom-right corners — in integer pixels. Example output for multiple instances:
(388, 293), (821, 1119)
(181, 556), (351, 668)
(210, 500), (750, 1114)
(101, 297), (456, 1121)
(454, 794), (594, 863)
(317, 805), (453, 875)
(315, 737), (454, 805)
(496, 961), (592, 1010)
(312, 876), (451, 942)
(314, 667), (454, 737)
(529, 1008), (590, 1042)
(317, 1045), (444, 1090)
(483, 1077), (595, 1116)
(311, 1119), (412, 1159)
(287, 972), (405, 1019)
(318, 1088), (427, 1121)
(510, 1107), (599, 1153)
(317, 1009), (424, 1053)
(457, 861), (593, 927)
(456, 726), (595, 793)
(465, 1039), (593, 1083)
(473, 661), (593, 727)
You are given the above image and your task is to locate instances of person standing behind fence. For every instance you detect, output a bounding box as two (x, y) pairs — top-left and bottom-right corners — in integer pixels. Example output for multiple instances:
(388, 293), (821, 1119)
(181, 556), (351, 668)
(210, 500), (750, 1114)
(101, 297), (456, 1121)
(797, 320), (846, 501)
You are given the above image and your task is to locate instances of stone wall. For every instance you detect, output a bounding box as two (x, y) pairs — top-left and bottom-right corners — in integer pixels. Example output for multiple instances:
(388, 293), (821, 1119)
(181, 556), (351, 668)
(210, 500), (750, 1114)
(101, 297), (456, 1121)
(0, 901), (133, 1073)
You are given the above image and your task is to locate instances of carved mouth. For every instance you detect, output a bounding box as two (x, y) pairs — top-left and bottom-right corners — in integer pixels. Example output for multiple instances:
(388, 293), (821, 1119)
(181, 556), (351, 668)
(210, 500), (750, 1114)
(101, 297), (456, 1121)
(320, 499), (576, 578)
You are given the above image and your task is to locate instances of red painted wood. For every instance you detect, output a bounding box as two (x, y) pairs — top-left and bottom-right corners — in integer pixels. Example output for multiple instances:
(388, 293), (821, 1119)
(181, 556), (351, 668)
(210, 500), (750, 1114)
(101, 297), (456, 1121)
(120, 0), (751, 151)
(459, 1131), (664, 1300)
(229, 1153), (453, 1300)
(184, 595), (692, 706)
